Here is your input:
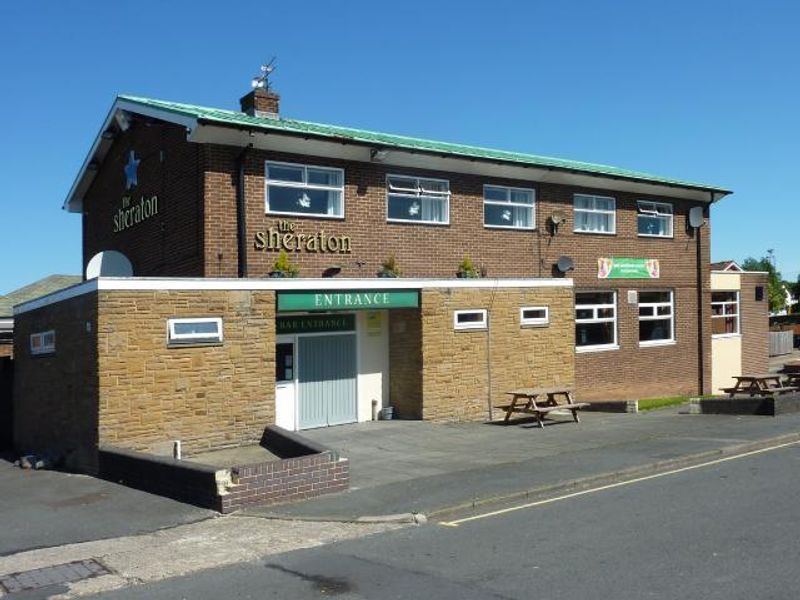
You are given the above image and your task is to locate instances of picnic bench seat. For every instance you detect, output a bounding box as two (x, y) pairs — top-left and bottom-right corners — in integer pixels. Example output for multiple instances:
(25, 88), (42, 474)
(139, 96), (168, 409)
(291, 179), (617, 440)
(497, 386), (589, 428)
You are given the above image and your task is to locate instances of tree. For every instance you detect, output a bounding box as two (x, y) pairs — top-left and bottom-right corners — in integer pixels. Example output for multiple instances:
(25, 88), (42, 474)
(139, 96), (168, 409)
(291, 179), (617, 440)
(741, 256), (786, 313)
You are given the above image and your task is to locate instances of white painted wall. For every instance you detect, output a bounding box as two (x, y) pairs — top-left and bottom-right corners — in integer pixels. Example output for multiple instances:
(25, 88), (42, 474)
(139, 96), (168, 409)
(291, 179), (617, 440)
(711, 271), (743, 394)
(356, 310), (389, 422)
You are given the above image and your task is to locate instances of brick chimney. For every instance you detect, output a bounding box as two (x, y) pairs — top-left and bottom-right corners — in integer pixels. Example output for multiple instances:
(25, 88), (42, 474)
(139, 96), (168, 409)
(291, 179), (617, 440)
(240, 88), (280, 118)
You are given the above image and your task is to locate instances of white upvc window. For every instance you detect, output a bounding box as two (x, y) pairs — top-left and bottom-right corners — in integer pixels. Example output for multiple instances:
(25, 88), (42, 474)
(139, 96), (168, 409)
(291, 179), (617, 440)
(637, 201), (673, 238)
(387, 175), (450, 225)
(575, 292), (617, 351)
(574, 194), (616, 234)
(454, 309), (487, 330)
(712, 291), (740, 336)
(265, 161), (344, 218)
(483, 185), (535, 229)
(167, 317), (223, 345)
(638, 290), (675, 345)
(520, 306), (549, 327)
(30, 330), (55, 355)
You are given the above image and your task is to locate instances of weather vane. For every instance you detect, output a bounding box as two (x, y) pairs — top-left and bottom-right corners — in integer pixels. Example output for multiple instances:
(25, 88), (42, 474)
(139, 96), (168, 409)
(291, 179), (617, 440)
(251, 58), (277, 91)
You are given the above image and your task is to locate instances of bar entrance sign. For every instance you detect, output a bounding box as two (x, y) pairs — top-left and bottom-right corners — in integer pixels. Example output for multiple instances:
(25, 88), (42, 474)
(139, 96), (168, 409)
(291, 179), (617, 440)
(277, 314), (355, 335)
(598, 257), (660, 279)
(277, 290), (419, 312)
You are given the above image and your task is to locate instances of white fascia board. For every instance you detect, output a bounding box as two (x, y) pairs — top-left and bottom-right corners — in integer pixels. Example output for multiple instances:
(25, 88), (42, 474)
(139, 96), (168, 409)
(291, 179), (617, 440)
(63, 99), (198, 213)
(192, 124), (725, 203)
(0, 318), (13, 331)
(13, 277), (573, 315)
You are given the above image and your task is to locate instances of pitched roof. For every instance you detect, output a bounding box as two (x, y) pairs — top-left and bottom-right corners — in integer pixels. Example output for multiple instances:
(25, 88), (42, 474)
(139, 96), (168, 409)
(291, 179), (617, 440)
(710, 260), (744, 272)
(119, 95), (731, 194)
(0, 275), (82, 317)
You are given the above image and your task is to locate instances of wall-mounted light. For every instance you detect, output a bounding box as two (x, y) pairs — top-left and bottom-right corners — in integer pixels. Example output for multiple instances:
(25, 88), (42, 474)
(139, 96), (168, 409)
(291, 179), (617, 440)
(370, 148), (389, 162)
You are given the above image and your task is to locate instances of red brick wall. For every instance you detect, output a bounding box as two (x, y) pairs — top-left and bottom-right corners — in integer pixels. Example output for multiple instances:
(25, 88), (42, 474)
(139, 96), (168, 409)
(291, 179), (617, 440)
(82, 119), (204, 278)
(740, 273), (770, 374)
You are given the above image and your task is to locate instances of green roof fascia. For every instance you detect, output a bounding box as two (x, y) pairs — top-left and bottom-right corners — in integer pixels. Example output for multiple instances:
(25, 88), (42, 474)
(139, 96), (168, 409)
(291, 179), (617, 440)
(118, 95), (731, 195)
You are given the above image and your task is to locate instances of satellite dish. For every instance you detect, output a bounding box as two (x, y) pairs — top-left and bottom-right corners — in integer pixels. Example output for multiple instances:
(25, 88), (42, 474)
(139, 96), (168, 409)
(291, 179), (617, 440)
(556, 256), (575, 273)
(688, 206), (705, 228)
(86, 250), (133, 279)
(550, 211), (567, 225)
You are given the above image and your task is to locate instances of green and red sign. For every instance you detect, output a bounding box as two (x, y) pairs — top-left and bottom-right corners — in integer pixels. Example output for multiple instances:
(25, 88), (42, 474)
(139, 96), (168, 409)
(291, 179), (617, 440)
(597, 257), (660, 279)
(277, 290), (419, 312)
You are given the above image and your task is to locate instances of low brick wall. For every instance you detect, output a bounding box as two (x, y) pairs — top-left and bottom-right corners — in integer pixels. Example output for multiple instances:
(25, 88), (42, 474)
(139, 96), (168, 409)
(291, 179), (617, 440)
(98, 427), (350, 513)
(222, 452), (349, 513)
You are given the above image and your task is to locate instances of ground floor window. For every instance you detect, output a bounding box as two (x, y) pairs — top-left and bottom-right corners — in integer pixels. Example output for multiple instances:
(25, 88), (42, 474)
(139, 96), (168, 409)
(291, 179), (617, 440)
(638, 290), (674, 345)
(711, 291), (740, 336)
(167, 317), (223, 345)
(454, 309), (487, 330)
(575, 291), (617, 350)
(30, 330), (55, 355)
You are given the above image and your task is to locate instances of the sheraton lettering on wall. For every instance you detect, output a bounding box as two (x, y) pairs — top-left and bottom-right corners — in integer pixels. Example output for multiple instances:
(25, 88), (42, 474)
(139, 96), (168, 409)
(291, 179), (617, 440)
(113, 195), (159, 233)
(254, 220), (352, 254)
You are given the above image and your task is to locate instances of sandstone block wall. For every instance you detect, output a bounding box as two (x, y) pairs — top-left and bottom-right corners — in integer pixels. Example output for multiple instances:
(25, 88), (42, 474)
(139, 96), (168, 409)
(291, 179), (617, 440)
(97, 289), (276, 456)
(419, 287), (575, 422)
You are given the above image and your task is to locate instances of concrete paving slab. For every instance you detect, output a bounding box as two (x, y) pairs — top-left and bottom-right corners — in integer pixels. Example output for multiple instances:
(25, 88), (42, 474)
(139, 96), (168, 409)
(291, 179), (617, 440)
(244, 410), (800, 520)
(0, 457), (214, 556)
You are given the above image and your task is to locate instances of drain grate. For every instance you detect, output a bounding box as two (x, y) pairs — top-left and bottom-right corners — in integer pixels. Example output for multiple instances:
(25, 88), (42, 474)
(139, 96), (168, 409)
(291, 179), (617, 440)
(0, 559), (109, 594)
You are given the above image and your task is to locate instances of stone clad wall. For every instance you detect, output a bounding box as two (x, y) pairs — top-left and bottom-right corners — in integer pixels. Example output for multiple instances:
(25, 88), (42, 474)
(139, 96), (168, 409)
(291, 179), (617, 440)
(97, 290), (276, 456)
(13, 292), (99, 471)
(420, 287), (575, 422)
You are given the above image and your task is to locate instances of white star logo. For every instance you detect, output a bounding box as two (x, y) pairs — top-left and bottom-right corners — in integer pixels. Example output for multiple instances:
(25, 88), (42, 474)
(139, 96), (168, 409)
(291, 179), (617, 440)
(124, 150), (140, 190)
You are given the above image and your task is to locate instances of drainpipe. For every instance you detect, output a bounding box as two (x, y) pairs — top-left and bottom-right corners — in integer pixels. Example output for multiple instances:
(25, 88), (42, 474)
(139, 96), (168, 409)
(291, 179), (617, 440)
(235, 146), (250, 278)
(696, 197), (708, 395)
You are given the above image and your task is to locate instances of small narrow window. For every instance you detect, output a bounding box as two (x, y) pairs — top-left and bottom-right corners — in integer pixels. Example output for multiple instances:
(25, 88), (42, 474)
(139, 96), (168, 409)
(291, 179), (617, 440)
(168, 318), (223, 345)
(454, 309), (487, 330)
(520, 306), (549, 327)
(30, 330), (55, 355)
(637, 201), (673, 237)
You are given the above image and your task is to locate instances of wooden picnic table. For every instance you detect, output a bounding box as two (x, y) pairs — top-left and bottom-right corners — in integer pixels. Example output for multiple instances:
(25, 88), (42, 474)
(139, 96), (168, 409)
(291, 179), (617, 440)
(497, 386), (589, 429)
(722, 374), (798, 398)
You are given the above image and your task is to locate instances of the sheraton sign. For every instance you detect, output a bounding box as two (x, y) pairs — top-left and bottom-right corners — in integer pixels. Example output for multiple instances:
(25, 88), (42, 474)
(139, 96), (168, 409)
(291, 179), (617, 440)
(255, 220), (352, 254)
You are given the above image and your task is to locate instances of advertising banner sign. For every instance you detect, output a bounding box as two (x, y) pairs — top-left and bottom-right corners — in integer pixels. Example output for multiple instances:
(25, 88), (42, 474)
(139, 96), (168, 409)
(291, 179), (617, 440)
(598, 257), (660, 279)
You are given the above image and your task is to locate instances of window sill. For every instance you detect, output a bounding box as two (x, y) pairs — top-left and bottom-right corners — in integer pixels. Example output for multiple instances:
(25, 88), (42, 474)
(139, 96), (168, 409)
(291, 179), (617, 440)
(575, 344), (619, 354)
(266, 210), (345, 220)
(387, 219), (449, 227)
(712, 333), (742, 339)
(484, 224), (537, 231)
(573, 229), (617, 236)
(167, 342), (224, 349)
(637, 234), (674, 239)
(639, 340), (677, 348)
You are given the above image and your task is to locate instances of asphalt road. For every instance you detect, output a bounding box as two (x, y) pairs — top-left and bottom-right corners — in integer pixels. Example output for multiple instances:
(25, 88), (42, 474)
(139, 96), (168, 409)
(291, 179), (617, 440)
(88, 443), (800, 599)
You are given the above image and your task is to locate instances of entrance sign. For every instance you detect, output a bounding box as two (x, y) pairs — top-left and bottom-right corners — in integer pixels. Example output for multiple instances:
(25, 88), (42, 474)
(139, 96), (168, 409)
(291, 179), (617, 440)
(277, 290), (419, 312)
(598, 257), (660, 279)
(276, 314), (355, 335)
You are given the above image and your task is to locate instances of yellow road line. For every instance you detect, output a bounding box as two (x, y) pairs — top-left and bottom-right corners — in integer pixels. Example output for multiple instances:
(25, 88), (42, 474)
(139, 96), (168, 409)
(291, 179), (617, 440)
(440, 440), (799, 527)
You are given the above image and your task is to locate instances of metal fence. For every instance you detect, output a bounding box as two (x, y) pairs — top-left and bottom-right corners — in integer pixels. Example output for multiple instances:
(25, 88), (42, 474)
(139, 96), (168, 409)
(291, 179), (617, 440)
(769, 331), (794, 356)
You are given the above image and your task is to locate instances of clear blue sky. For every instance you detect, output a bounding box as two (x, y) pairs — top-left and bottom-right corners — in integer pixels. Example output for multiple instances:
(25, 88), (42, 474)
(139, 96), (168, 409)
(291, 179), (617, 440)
(2, 0), (798, 294)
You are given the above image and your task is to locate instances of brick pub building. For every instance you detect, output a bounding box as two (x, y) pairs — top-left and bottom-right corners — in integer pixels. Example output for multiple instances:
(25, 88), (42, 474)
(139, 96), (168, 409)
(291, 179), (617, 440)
(13, 84), (763, 473)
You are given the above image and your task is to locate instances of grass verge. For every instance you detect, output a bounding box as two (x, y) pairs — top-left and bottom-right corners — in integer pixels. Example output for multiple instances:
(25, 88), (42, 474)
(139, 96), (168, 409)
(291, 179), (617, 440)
(638, 396), (689, 411)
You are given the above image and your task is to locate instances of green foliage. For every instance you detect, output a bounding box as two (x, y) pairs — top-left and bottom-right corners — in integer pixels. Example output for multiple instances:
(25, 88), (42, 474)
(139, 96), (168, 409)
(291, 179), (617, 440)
(638, 396), (689, 411)
(379, 254), (401, 277)
(741, 256), (785, 313)
(457, 255), (480, 278)
(272, 250), (299, 277)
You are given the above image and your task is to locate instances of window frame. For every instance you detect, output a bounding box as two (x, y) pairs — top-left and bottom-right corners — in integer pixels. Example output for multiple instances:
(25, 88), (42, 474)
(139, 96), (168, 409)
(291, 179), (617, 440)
(30, 330), (55, 356)
(711, 290), (740, 337)
(637, 200), (674, 238)
(386, 174), (451, 226)
(454, 309), (488, 331)
(573, 193), (616, 235)
(638, 290), (675, 347)
(482, 184), (536, 230)
(167, 317), (224, 346)
(520, 306), (549, 327)
(575, 291), (618, 352)
(265, 160), (345, 220)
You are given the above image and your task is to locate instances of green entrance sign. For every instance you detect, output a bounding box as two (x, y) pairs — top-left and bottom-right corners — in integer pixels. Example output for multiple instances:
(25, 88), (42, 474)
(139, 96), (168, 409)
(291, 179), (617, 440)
(597, 257), (660, 279)
(276, 314), (355, 335)
(277, 290), (419, 312)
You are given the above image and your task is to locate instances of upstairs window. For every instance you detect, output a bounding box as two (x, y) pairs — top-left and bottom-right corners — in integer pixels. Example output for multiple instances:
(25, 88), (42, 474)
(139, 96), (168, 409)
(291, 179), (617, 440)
(575, 292), (617, 350)
(266, 162), (344, 218)
(712, 291), (740, 336)
(168, 318), (223, 345)
(483, 185), (535, 229)
(387, 175), (450, 224)
(637, 201), (673, 237)
(574, 194), (616, 234)
(638, 290), (674, 345)
(30, 330), (55, 355)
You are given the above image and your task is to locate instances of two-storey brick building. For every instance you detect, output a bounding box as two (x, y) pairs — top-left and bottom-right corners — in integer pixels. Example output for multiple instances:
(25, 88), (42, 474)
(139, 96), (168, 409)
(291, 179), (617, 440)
(13, 86), (743, 470)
